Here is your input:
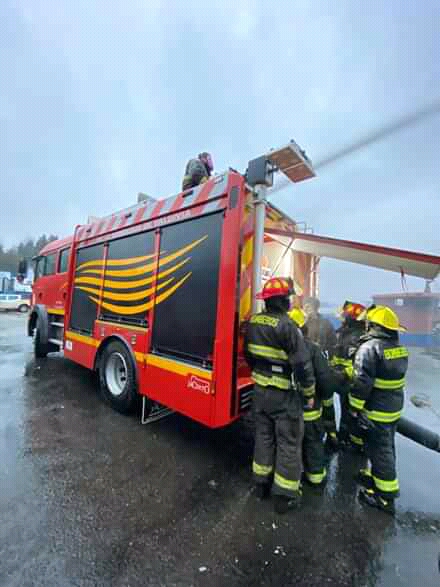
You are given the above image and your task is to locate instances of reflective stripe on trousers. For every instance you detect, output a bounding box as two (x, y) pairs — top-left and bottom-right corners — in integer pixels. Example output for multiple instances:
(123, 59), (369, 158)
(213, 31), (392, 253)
(303, 408), (322, 422)
(305, 468), (327, 485)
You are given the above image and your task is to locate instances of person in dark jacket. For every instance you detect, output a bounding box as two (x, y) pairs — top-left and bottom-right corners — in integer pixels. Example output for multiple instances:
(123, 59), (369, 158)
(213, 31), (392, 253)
(289, 308), (338, 486)
(303, 297), (337, 359)
(182, 152), (214, 190)
(244, 277), (316, 514)
(348, 305), (408, 515)
(331, 301), (367, 448)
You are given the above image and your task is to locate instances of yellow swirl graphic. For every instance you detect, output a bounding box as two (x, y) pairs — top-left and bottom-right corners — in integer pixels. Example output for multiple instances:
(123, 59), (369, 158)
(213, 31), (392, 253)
(74, 257), (190, 290)
(90, 273), (192, 315)
(77, 277), (174, 301)
(73, 234), (207, 316)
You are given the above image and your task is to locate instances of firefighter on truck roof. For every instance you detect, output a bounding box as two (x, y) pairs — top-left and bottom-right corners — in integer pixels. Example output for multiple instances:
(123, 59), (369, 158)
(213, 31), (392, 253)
(181, 152), (214, 191)
(289, 307), (338, 487)
(244, 277), (316, 514)
(348, 305), (409, 515)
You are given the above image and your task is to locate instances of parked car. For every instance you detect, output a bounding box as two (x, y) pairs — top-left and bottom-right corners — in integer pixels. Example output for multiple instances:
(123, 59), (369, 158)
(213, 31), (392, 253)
(0, 294), (30, 313)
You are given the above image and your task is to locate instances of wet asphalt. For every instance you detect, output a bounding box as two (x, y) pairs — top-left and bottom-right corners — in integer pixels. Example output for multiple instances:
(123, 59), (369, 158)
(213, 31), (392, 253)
(0, 312), (439, 587)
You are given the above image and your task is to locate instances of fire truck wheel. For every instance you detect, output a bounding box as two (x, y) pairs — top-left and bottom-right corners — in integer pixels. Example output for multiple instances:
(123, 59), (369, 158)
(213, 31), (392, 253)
(99, 341), (139, 414)
(34, 320), (49, 358)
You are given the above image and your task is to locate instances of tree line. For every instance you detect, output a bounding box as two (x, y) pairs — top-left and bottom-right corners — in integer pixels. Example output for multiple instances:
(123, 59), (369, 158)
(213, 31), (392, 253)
(0, 235), (58, 275)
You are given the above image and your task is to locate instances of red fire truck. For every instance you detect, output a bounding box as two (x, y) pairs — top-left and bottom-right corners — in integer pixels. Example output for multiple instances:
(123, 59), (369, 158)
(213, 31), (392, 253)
(26, 142), (440, 427)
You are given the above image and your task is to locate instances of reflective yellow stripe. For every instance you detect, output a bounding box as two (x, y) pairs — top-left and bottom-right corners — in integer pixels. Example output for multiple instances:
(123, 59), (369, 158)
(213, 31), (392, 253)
(302, 384), (315, 397)
(374, 377), (405, 390)
(350, 434), (364, 446)
(322, 397), (334, 408)
(247, 343), (288, 361)
(345, 364), (354, 379)
(252, 462), (273, 477)
(373, 476), (399, 493)
(250, 315), (280, 327)
(274, 473), (300, 492)
(303, 408), (322, 422)
(329, 432), (338, 440)
(66, 330), (100, 348)
(360, 468), (372, 477)
(383, 347), (409, 360)
(366, 409), (402, 423)
(147, 354), (212, 381)
(348, 394), (365, 410)
(306, 469), (327, 484)
(331, 357), (351, 367)
(252, 371), (291, 390)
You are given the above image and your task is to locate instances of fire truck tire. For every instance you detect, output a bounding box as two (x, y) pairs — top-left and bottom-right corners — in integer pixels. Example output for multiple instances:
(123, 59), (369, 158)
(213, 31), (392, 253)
(34, 320), (49, 358)
(99, 340), (139, 414)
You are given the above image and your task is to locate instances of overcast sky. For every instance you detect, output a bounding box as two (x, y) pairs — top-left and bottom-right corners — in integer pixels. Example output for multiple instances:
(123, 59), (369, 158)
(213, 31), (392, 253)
(1, 0), (439, 302)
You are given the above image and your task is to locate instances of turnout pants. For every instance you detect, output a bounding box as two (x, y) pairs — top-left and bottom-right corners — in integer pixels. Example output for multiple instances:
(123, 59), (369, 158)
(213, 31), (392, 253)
(365, 421), (400, 499)
(303, 417), (326, 484)
(252, 385), (304, 498)
(340, 391), (365, 448)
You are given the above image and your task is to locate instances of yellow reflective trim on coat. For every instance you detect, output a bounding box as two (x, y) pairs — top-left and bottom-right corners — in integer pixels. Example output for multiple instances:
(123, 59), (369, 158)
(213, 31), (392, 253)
(274, 473), (300, 491)
(383, 347), (409, 360)
(302, 384), (315, 397)
(252, 371), (291, 390)
(331, 357), (351, 368)
(322, 397), (334, 408)
(348, 394), (365, 410)
(247, 343), (288, 361)
(250, 314), (280, 327)
(373, 476), (399, 493)
(305, 469), (327, 484)
(374, 377), (405, 390)
(359, 468), (372, 477)
(350, 434), (364, 446)
(366, 409), (402, 423)
(303, 408), (322, 422)
(252, 461), (273, 477)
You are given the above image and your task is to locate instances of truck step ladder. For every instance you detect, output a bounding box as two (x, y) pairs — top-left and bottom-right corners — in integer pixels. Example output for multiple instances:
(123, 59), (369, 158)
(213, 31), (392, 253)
(48, 338), (63, 347)
(141, 397), (174, 425)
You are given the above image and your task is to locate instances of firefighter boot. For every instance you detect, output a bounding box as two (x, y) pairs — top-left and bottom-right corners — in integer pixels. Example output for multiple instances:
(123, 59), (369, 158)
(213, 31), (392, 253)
(355, 468), (374, 490)
(254, 483), (271, 500)
(358, 488), (396, 515)
(274, 492), (301, 514)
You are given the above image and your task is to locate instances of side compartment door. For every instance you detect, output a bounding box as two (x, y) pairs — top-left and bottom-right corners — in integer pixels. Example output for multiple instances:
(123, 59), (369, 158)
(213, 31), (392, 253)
(151, 212), (224, 366)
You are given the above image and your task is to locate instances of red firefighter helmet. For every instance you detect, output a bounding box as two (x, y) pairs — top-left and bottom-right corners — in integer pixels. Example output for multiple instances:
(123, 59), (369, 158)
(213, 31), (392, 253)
(340, 300), (366, 320)
(256, 277), (295, 300)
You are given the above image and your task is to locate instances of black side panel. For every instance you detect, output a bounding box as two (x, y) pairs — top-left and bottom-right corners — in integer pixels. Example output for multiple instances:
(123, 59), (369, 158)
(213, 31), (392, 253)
(152, 212), (223, 364)
(70, 244), (104, 333)
(100, 231), (155, 326)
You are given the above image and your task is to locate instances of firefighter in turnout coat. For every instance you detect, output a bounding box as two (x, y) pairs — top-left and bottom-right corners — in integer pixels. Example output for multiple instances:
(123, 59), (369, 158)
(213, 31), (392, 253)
(290, 307), (338, 486)
(348, 305), (409, 515)
(181, 152), (214, 190)
(244, 277), (316, 514)
(331, 301), (367, 449)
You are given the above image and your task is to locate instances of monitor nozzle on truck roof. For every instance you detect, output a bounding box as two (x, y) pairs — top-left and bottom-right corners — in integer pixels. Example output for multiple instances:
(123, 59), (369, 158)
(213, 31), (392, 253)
(246, 140), (315, 188)
(247, 140), (315, 311)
